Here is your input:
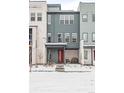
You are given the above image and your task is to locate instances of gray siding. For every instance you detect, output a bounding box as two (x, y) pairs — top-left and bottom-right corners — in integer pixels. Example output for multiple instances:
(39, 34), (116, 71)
(47, 12), (80, 49)
(79, 3), (95, 46)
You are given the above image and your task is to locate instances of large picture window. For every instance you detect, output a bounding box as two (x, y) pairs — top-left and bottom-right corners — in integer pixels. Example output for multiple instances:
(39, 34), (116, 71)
(59, 15), (74, 24)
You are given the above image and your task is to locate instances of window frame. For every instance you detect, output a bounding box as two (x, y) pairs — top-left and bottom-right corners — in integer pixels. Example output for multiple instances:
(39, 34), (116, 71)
(92, 14), (95, 22)
(82, 33), (88, 42)
(71, 33), (77, 42)
(65, 33), (70, 43)
(59, 15), (74, 24)
(30, 13), (35, 21)
(37, 13), (42, 21)
(92, 32), (95, 42)
(82, 14), (88, 22)
(47, 33), (52, 43)
(57, 33), (63, 42)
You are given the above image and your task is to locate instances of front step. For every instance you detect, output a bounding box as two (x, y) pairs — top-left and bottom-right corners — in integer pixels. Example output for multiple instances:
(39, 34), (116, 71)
(55, 64), (64, 72)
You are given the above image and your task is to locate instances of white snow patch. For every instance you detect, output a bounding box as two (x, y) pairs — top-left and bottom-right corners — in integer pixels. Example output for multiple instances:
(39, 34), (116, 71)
(30, 71), (95, 93)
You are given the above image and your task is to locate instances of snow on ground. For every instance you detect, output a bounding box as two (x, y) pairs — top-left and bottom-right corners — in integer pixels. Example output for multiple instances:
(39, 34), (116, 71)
(30, 71), (95, 93)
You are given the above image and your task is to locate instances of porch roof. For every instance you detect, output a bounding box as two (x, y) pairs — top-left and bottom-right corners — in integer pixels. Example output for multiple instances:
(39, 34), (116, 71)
(45, 43), (67, 46)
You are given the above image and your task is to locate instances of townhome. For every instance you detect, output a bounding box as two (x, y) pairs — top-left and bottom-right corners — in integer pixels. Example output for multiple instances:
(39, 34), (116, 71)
(46, 4), (80, 64)
(78, 2), (95, 65)
(29, 1), (47, 65)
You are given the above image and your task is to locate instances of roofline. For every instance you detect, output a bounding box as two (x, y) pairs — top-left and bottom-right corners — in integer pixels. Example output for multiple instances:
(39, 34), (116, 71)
(47, 11), (80, 14)
(29, 1), (46, 2)
(79, 2), (95, 4)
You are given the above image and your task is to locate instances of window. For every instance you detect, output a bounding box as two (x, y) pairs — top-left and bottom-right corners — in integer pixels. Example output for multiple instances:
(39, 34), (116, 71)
(92, 32), (95, 42)
(59, 15), (74, 24)
(60, 15), (64, 24)
(84, 50), (88, 60)
(92, 14), (95, 22)
(82, 14), (88, 22)
(70, 15), (74, 24)
(30, 13), (35, 21)
(65, 33), (70, 42)
(57, 33), (63, 42)
(37, 13), (42, 21)
(48, 15), (51, 24)
(83, 33), (88, 42)
(47, 33), (51, 42)
(65, 15), (69, 24)
(72, 33), (77, 42)
(29, 28), (32, 45)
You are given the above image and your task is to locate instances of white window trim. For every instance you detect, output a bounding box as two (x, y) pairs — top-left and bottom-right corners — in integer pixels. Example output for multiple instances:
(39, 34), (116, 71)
(59, 15), (74, 24)
(65, 33), (70, 43)
(71, 33), (77, 42)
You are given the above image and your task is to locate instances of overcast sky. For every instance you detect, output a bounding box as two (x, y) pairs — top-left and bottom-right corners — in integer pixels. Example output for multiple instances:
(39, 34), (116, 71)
(30, 0), (95, 10)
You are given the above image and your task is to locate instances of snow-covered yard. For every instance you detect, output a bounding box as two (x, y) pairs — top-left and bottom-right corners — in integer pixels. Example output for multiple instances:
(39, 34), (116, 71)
(30, 71), (95, 93)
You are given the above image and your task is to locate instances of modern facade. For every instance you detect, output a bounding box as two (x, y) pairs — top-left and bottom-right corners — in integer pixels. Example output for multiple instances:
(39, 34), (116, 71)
(29, 1), (47, 65)
(29, 1), (95, 66)
(78, 2), (95, 65)
(46, 4), (80, 64)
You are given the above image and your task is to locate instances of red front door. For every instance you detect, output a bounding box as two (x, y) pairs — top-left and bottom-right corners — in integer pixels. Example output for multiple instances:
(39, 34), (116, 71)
(58, 49), (64, 64)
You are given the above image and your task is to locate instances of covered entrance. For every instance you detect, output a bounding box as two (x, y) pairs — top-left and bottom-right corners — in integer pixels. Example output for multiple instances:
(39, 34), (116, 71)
(45, 43), (67, 64)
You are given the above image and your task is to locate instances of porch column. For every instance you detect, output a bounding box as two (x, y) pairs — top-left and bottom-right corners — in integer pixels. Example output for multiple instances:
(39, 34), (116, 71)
(64, 47), (65, 64)
(79, 40), (84, 65)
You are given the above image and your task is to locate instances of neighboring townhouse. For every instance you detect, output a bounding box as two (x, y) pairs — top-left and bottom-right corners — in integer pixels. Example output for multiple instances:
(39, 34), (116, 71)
(46, 4), (80, 64)
(78, 2), (95, 65)
(29, 1), (47, 65)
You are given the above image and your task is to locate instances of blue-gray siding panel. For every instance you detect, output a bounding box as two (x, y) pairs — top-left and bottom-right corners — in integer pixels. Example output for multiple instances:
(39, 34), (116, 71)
(47, 13), (80, 48)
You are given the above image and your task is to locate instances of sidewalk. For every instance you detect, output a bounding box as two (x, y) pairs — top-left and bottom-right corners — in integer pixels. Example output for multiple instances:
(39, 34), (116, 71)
(30, 64), (95, 72)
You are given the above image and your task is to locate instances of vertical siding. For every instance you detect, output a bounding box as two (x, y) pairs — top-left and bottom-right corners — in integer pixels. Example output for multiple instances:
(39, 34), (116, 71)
(47, 12), (80, 49)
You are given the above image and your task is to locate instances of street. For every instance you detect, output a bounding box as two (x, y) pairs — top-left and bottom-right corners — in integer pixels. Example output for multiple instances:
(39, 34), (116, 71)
(30, 71), (95, 93)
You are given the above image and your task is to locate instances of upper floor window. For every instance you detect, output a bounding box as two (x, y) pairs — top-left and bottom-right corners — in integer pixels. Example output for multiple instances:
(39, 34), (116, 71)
(82, 14), (88, 22)
(48, 15), (51, 24)
(60, 15), (64, 24)
(29, 28), (32, 45)
(65, 33), (70, 43)
(30, 13), (35, 21)
(47, 33), (51, 42)
(92, 32), (95, 42)
(59, 15), (74, 24)
(37, 13), (42, 21)
(83, 33), (88, 42)
(65, 15), (69, 24)
(72, 33), (77, 42)
(70, 15), (74, 24)
(92, 14), (95, 22)
(57, 33), (63, 42)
